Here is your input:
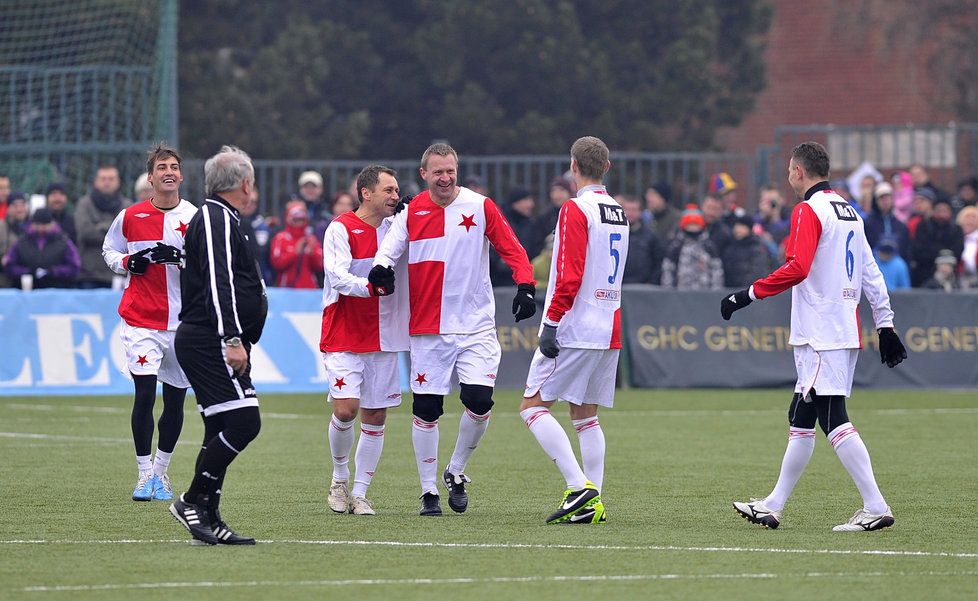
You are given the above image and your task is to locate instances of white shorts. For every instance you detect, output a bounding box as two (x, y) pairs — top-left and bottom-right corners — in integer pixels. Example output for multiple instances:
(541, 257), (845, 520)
(793, 345), (859, 398)
(120, 323), (190, 389)
(409, 330), (501, 395)
(523, 347), (619, 407)
(323, 351), (402, 409)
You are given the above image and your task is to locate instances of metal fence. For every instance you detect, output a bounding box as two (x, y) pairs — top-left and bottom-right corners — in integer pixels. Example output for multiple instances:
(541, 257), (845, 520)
(181, 152), (756, 219)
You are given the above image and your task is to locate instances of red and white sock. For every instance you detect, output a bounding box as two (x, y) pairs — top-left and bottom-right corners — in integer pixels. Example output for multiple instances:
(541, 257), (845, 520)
(571, 416), (605, 491)
(352, 423), (384, 498)
(328, 415), (355, 482)
(448, 408), (491, 475)
(764, 427), (816, 511)
(829, 422), (888, 514)
(521, 407), (587, 490)
(412, 416), (439, 495)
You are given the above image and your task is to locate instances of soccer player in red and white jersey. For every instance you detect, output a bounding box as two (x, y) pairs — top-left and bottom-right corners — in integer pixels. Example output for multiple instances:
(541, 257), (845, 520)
(103, 143), (198, 503)
(520, 136), (626, 525)
(320, 165), (409, 516)
(368, 143), (537, 516)
(722, 142), (908, 532)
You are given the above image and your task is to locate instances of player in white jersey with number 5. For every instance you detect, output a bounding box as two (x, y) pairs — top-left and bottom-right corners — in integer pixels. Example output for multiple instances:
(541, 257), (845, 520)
(320, 165), (410, 516)
(521, 136), (627, 525)
(102, 143), (198, 502)
(721, 141), (908, 532)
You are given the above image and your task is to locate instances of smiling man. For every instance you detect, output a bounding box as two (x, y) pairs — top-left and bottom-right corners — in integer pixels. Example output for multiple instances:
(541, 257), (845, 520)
(369, 143), (537, 516)
(320, 165), (410, 516)
(102, 143), (198, 504)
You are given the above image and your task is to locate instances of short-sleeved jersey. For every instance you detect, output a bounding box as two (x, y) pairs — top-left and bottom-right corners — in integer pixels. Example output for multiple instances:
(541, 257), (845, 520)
(752, 183), (894, 350)
(103, 198), (198, 331)
(320, 211), (409, 353)
(373, 186), (534, 336)
(541, 185), (629, 349)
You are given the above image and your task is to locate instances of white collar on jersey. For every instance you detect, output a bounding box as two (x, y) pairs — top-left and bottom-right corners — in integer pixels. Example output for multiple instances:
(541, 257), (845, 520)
(576, 184), (608, 196)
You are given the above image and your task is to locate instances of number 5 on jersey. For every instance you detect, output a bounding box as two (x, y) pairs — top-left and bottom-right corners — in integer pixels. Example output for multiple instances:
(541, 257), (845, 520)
(608, 232), (622, 284)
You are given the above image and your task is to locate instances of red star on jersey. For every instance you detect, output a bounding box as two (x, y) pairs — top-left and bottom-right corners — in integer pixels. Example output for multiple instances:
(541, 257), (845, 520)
(175, 221), (188, 236)
(334, 377), (346, 390)
(136, 355), (148, 366)
(459, 214), (476, 232)
(415, 373), (428, 385)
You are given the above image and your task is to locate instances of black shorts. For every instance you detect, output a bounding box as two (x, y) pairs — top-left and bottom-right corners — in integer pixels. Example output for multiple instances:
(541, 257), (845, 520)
(175, 323), (259, 416)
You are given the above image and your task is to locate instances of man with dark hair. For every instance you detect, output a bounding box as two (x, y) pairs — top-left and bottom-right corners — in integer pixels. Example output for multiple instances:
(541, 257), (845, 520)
(321, 165), (409, 516)
(170, 145), (267, 545)
(4, 207), (80, 288)
(644, 182), (679, 242)
(721, 141), (907, 532)
(103, 143), (197, 502)
(45, 183), (76, 242)
(76, 165), (132, 288)
(369, 142), (536, 516)
(620, 194), (662, 284)
(911, 197), (963, 287)
(521, 136), (626, 524)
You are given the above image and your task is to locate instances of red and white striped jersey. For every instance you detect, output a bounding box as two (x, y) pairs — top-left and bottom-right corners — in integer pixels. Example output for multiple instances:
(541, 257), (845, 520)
(751, 184), (894, 350)
(103, 199), (198, 331)
(541, 185), (629, 349)
(320, 211), (409, 353)
(374, 186), (535, 335)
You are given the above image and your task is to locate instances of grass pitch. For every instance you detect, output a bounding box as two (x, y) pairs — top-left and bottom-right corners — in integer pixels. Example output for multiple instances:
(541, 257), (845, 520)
(1, 388), (976, 600)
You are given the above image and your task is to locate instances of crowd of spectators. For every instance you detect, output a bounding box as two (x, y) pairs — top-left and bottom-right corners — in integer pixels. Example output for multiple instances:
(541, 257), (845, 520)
(1, 162), (976, 293)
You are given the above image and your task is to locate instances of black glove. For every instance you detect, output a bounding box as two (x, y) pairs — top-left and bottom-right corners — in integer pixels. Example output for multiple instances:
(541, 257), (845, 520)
(368, 265), (395, 296)
(720, 289), (752, 320)
(148, 242), (182, 265)
(126, 247), (152, 275)
(394, 194), (413, 215)
(538, 323), (559, 358)
(878, 327), (907, 368)
(512, 283), (536, 322)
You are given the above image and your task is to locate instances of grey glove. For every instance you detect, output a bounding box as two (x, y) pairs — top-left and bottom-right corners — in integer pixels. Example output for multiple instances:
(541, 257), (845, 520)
(538, 323), (559, 358)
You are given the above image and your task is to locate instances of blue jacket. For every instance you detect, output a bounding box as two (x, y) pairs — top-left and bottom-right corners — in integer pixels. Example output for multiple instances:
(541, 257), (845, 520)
(874, 253), (911, 290)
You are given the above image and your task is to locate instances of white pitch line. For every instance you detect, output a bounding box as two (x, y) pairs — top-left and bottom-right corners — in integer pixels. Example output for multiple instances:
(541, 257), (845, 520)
(3, 538), (977, 559)
(2, 404), (305, 420)
(0, 432), (131, 443)
(17, 570), (978, 593)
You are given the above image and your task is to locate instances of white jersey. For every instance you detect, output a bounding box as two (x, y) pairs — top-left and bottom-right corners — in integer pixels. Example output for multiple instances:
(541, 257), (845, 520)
(752, 185), (894, 350)
(320, 211), (409, 353)
(541, 185), (628, 349)
(102, 198), (198, 331)
(373, 186), (534, 336)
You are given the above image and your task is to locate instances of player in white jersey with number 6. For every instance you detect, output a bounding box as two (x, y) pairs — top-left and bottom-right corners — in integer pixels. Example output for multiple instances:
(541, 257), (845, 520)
(521, 136), (628, 525)
(721, 141), (907, 532)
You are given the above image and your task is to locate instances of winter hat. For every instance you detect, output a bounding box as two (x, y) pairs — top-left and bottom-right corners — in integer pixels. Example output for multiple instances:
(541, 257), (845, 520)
(46, 182), (68, 196)
(31, 207), (53, 224)
(708, 172), (737, 195)
(298, 171), (323, 187)
(285, 200), (308, 221)
(649, 181), (672, 202)
(874, 182), (893, 197)
(935, 248), (958, 266)
(733, 214), (754, 229)
(679, 203), (706, 231)
(876, 238), (898, 255)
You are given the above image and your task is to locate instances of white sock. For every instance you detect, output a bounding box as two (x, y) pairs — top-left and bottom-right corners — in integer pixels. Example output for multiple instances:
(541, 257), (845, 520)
(829, 422), (888, 514)
(152, 449), (172, 477)
(448, 408), (491, 475)
(328, 415), (355, 482)
(412, 416), (439, 495)
(352, 423), (385, 498)
(572, 416), (605, 491)
(764, 427), (816, 511)
(136, 454), (152, 475)
(521, 407), (587, 490)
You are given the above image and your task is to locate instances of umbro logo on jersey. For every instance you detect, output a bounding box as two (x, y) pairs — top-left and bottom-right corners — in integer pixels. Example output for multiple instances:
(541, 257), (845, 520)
(134, 213), (152, 218)
(351, 229), (365, 234)
(414, 210), (431, 216)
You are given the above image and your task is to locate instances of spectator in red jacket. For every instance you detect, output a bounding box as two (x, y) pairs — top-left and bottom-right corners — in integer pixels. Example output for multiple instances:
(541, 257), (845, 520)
(270, 200), (324, 288)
